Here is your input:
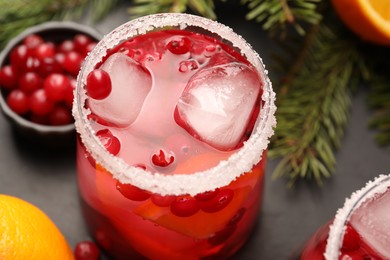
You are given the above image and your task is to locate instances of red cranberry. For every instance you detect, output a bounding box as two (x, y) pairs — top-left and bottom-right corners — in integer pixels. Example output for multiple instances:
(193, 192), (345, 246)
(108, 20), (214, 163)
(151, 149), (174, 167)
(85, 42), (97, 54)
(38, 57), (63, 76)
(170, 196), (200, 217)
(74, 34), (92, 54)
(86, 69), (112, 100)
(166, 37), (192, 55)
(194, 188), (219, 201)
(208, 225), (236, 246)
(34, 42), (56, 60)
(151, 194), (176, 207)
(0, 65), (18, 89)
(29, 89), (54, 116)
(342, 223), (361, 252)
(49, 105), (73, 125)
(74, 240), (100, 260)
(43, 73), (70, 102)
(199, 189), (234, 213)
(6, 89), (29, 115)
(228, 208), (246, 226)
(10, 45), (29, 71)
(58, 40), (75, 53)
(18, 72), (42, 94)
(116, 181), (150, 201)
(96, 129), (121, 156)
(23, 34), (44, 50)
(63, 51), (83, 76)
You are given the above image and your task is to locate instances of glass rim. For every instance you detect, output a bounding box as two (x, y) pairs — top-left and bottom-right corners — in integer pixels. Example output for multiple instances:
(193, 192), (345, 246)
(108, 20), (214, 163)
(72, 13), (276, 196)
(325, 173), (390, 259)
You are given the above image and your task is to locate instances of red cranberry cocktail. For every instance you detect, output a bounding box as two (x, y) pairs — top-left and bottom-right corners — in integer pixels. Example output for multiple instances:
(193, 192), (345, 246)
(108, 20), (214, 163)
(73, 13), (276, 259)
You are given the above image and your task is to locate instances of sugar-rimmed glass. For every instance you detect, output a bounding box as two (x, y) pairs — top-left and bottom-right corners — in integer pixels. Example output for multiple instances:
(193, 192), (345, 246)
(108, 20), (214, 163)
(73, 13), (276, 259)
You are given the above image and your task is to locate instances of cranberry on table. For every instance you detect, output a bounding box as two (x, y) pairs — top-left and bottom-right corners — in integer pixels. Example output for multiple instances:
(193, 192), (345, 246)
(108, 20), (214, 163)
(74, 240), (100, 260)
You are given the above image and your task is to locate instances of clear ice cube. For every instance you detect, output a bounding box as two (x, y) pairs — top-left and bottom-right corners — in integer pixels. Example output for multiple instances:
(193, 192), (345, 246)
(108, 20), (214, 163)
(175, 62), (261, 150)
(350, 189), (390, 258)
(88, 53), (152, 127)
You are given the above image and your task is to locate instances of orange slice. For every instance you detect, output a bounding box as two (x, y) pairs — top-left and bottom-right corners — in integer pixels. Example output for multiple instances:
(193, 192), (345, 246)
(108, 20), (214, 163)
(332, 0), (390, 45)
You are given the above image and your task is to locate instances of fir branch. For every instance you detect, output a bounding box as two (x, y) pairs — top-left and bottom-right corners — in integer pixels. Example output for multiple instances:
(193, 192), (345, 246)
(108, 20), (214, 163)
(240, 0), (323, 35)
(0, 0), (118, 49)
(128, 0), (218, 20)
(269, 17), (367, 186)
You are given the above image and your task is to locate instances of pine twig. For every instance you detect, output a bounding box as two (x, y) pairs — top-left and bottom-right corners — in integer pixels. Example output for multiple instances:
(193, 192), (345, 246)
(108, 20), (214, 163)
(269, 17), (366, 186)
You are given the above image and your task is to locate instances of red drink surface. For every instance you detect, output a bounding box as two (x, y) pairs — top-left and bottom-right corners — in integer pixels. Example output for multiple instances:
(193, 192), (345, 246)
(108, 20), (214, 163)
(77, 29), (265, 259)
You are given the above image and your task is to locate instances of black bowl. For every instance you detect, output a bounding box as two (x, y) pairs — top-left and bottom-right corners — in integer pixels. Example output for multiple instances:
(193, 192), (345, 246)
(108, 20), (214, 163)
(0, 21), (102, 148)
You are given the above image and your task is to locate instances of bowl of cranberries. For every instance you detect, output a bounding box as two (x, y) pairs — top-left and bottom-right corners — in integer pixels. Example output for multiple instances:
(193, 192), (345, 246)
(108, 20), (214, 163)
(0, 21), (101, 146)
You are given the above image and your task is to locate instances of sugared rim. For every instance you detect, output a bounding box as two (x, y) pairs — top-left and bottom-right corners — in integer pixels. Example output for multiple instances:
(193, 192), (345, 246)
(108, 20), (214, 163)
(325, 173), (390, 259)
(73, 13), (276, 196)
(0, 21), (102, 134)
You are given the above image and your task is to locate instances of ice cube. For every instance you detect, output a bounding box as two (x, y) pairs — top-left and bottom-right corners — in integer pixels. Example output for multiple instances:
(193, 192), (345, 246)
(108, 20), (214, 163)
(175, 62), (261, 150)
(350, 189), (390, 259)
(88, 53), (152, 127)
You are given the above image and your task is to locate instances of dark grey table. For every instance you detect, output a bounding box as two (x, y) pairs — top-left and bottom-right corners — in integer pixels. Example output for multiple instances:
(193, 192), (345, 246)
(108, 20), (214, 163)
(1, 3), (389, 259)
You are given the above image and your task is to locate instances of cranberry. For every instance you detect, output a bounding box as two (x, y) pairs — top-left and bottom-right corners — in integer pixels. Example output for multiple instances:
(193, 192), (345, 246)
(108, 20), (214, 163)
(342, 223), (361, 252)
(151, 194), (176, 207)
(29, 89), (54, 116)
(74, 240), (100, 260)
(38, 57), (63, 76)
(96, 129), (121, 156)
(95, 229), (111, 250)
(63, 51), (83, 76)
(208, 225), (236, 246)
(170, 196), (200, 217)
(228, 208), (246, 226)
(58, 40), (75, 53)
(194, 188), (219, 201)
(43, 73), (70, 102)
(49, 105), (73, 125)
(23, 56), (41, 72)
(34, 42), (56, 60)
(6, 89), (29, 115)
(166, 37), (192, 54)
(151, 149), (174, 167)
(10, 45), (29, 71)
(178, 60), (198, 72)
(23, 34), (44, 50)
(85, 42), (97, 54)
(74, 34), (92, 54)
(64, 79), (76, 108)
(18, 72), (42, 94)
(86, 69), (112, 100)
(0, 65), (18, 89)
(116, 181), (150, 201)
(199, 189), (234, 213)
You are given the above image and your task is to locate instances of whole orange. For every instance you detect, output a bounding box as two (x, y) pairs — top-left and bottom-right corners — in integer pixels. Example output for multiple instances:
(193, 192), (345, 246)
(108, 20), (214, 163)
(331, 0), (390, 45)
(0, 194), (74, 260)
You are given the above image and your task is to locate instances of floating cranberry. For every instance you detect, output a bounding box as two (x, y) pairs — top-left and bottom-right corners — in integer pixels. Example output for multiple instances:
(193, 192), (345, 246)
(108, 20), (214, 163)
(194, 188), (220, 201)
(23, 34), (44, 50)
(151, 194), (176, 207)
(29, 89), (54, 116)
(228, 208), (246, 226)
(199, 189), (234, 213)
(167, 37), (192, 55)
(178, 60), (198, 72)
(208, 225), (236, 246)
(116, 181), (150, 201)
(18, 72), (42, 94)
(34, 42), (56, 60)
(74, 240), (100, 260)
(63, 51), (83, 76)
(96, 129), (121, 156)
(6, 89), (29, 115)
(170, 196), (200, 217)
(342, 223), (361, 252)
(49, 105), (73, 125)
(151, 149), (174, 167)
(0, 65), (18, 89)
(43, 73), (70, 102)
(86, 69), (112, 100)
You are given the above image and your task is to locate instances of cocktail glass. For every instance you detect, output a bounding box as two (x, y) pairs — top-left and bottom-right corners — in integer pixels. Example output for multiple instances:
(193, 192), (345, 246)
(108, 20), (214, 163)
(73, 13), (276, 259)
(301, 174), (390, 259)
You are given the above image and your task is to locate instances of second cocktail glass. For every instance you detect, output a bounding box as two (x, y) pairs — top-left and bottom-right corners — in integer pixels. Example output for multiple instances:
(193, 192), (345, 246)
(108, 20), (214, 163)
(73, 13), (276, 259)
